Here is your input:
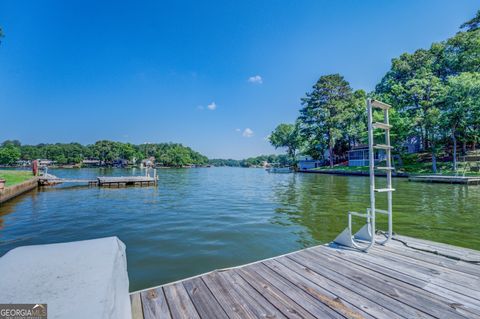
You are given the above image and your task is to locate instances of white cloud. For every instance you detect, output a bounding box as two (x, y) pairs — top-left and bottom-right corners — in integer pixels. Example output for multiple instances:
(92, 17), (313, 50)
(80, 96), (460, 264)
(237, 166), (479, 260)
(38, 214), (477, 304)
(242, 128), (254, 137)
(247, 75), (263, 84)
(207, 102), (217, 110)
(235, 128), (241, 132)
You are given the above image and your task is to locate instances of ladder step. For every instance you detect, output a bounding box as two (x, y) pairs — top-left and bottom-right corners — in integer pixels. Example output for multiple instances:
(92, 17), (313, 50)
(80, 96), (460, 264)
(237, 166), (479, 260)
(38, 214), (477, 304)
(376, 166), (394, 170)
(375, 188), (395, 193)
(372, 122), (392, 130)
(373, 144), (393, 150)
(374, 208), (389, 215)
(371, 99), (392, 110)
(349, 211), (368, 218)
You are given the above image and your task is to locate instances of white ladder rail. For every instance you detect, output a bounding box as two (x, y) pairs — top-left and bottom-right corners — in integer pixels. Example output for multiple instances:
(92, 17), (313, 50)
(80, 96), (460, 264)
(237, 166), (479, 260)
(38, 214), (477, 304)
(376, 104), (393, 245)
(333, 98), (394, 251)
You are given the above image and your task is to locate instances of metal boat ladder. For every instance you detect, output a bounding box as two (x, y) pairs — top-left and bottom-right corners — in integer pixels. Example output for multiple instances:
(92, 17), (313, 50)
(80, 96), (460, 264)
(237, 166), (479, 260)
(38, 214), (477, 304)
(333, 99), (394, 251)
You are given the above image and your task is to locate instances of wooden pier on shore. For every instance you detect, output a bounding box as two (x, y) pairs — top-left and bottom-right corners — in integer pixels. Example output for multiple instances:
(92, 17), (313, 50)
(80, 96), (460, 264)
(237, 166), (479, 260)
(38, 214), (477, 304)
(409, 175), (480, 185)
(130, 235), (480, 319)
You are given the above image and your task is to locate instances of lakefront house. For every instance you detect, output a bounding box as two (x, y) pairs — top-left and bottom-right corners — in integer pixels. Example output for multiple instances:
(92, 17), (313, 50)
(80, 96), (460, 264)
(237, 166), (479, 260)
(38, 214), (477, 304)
(347, 145), (386, 166)
(297, 155), (323, 171)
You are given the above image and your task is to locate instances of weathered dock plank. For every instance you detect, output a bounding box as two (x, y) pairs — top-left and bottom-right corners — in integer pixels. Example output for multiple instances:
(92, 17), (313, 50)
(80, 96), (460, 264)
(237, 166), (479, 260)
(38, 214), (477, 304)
(312, 247), (480, 316)
(274, 256), (404, 319)
(377, 240), (480, 277)
(246, 262), (343, 319)
(287, 250), (431, 319)
(305, 249), (464, 319)
(130, 235), (480, 318)
(221, 270), (288, 319)
(163, 282), (200, 319)
(234, 267), (317, 319)
(394, 234), (480, 261)
(202, 270), (262, 319)
(140, 288), (171, 319)
(263, 259), (367, 319)
(183, 277), (228, 319)
(130, 293), (144, 319)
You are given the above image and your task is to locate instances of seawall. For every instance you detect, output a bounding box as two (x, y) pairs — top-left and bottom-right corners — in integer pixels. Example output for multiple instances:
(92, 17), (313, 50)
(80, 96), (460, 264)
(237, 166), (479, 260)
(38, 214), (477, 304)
(0, 177), (38, 204)
(299, 169), (409, 177)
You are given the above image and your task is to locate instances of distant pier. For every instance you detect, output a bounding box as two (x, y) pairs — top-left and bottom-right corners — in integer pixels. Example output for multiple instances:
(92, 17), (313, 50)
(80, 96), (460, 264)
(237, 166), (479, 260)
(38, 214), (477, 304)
(39, 175), (158, 187)
(97, 176), (157, 187)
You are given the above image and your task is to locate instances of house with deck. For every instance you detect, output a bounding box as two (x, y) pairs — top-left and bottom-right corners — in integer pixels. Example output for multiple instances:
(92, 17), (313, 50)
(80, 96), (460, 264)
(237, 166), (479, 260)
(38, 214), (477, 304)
(297, 155), (323, 171)
(347, 145), (386, 166)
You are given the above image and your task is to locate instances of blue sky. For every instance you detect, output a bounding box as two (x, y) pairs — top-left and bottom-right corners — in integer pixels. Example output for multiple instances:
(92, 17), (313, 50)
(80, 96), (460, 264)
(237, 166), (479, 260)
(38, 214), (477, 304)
(0, 1), (477, 159)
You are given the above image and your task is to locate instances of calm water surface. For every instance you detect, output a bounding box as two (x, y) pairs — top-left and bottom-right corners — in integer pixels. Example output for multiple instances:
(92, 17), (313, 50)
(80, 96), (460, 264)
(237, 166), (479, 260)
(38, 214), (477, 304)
(0, 167), (478, 291)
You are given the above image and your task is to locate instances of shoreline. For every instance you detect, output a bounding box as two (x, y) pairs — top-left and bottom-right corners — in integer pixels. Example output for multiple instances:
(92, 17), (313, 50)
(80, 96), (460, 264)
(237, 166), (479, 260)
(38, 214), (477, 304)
(0, 165), (212, 170)
(299, 169), (410, 178)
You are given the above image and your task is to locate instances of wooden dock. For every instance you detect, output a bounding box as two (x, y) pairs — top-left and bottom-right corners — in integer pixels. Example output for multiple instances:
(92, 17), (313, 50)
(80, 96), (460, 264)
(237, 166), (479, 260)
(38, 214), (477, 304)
(38, 175), (157, 187)
(409, 175), (480, 185)
(130, 235), (480, 319)
(97, 176), (157, 187)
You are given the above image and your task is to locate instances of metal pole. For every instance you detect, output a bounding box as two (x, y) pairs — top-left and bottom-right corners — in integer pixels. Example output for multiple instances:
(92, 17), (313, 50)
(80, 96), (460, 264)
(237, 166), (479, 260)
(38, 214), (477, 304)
(366, 99), (376, 250)
(384, 108), (393, 243)
(350, 99), (376, 251)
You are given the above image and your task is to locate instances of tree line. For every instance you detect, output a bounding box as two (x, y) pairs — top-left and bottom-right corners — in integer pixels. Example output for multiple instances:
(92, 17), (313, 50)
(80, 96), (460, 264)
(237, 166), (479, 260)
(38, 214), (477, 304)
(0, 140), (209, 167)
(209, 154), (291, 168)
(270, 10), (480, 172)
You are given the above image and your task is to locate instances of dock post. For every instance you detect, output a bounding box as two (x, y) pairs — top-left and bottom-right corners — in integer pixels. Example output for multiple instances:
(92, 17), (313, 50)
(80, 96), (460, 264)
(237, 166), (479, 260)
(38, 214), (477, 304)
(153, 169), (157, 181)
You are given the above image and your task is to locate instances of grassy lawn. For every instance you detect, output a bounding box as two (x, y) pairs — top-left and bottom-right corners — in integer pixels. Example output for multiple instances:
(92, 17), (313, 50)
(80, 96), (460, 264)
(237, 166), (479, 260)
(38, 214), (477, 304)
(0, 170), (34, 187)
(399, 162), (480, 176)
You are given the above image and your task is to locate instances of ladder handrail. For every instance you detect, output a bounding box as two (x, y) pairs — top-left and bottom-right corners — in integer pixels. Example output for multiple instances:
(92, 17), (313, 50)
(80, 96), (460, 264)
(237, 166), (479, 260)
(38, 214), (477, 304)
(364, 98), (376, 251)
(375, 101), (393, 245)
(333, 98), (394, 252)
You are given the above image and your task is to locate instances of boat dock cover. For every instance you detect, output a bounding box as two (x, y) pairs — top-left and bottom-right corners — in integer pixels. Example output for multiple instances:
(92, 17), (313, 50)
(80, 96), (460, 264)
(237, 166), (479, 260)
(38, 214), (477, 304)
(0, 237), (131, 319)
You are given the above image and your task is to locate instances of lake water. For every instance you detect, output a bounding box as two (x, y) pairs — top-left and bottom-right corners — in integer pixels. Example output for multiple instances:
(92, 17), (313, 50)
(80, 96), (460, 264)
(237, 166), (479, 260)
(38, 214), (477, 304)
(0, 167), (479, 291)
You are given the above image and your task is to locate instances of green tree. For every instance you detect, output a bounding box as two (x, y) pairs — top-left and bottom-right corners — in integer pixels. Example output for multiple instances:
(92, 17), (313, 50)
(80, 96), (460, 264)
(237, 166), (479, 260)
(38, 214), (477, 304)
(2, 140), (21, 147)
(20, 145), (41, 160)
(118, 143), (139, 162)
(0, 145), (20, 165)
(345, 90), (367, 147)
(425, 106), (443, 173)
(269, 123), (302, 161)
(165, 145), (192, 167)
(91, 140), (121, 162)
(298, 74), (361, 167)
(0, 140), (208, 167)
(444, 27), (480, 74)
(461, 10), (480, 31)
(375, 48), (445, 172)
(209, 158), (241, 167)
(440, 72), (480, 169)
